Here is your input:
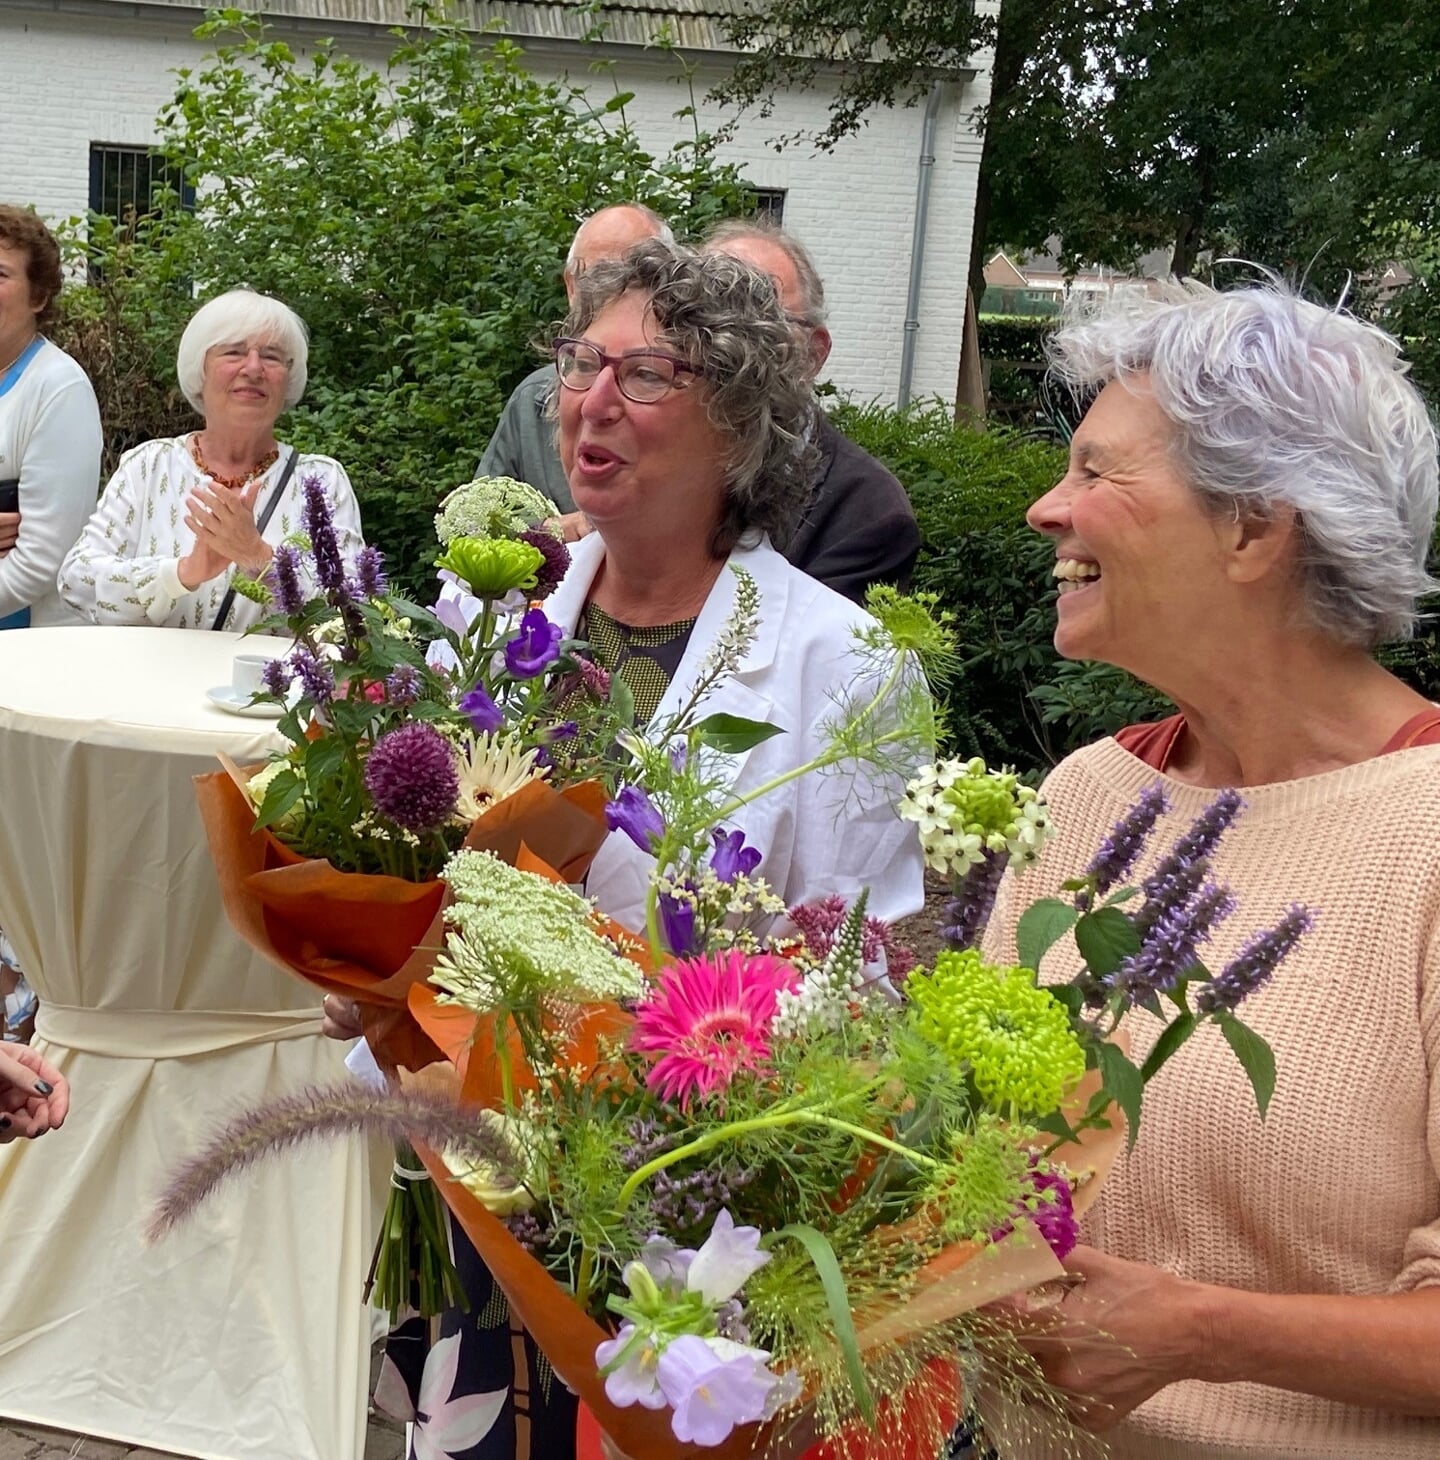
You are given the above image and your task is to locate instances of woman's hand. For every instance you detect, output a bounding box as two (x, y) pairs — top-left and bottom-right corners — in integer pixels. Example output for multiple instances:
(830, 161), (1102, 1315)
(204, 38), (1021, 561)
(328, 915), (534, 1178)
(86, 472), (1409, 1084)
(179, 478), (273, 589)
(0, 1042), (70, 1142)
(0, 509), (19, 555)
(999, 1246), (1213, 1432)
(321, 994), (363, 1041)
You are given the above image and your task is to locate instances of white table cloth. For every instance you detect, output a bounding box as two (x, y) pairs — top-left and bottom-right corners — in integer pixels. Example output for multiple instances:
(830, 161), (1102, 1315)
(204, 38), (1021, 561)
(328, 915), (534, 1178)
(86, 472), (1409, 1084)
(0, 626), (384, 1460)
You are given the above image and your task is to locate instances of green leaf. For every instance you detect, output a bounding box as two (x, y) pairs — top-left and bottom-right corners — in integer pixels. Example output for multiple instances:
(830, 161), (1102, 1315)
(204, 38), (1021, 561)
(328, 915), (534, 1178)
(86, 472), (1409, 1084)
(762, 1224), (873, 1424)
(1217, 1013), (1277, 1117)
(1015, 897), (1078, 973)
(1103, 887), (1139, 907)
(693, 712), (785, 755)
(1074, 905), (1141, 979)
(608, 672), (635, 729)
(1139, 1012), (1196, 1082)
(253, 768), (304, 830)
(1095, 1040), (1145, 1149)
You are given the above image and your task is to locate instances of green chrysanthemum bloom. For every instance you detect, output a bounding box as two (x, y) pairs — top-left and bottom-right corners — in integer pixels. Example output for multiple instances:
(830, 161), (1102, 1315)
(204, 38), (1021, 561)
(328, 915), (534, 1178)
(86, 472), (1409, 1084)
(433, 849), (644, 1011)
(435, 476), (557, 546)
(909, 948), (1085, 1115)
(435, 536), (545, 598)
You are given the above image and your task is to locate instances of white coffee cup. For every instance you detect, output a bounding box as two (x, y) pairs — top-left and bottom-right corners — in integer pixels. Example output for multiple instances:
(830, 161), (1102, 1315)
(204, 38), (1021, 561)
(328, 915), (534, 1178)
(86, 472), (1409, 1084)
(232, 653), (276, 698)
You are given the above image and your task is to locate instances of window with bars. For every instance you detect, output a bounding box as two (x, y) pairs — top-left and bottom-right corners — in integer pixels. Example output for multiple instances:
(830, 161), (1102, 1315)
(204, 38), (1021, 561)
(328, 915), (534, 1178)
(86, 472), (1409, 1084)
(750, 188), (786, 225)
(88, 143), (193, 231)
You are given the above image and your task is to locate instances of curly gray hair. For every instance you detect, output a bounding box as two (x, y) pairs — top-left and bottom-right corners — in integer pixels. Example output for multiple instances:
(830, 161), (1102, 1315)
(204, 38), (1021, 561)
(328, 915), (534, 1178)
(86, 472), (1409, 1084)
(561, 240), (816, 556)
(1047, 279), (1440, 648)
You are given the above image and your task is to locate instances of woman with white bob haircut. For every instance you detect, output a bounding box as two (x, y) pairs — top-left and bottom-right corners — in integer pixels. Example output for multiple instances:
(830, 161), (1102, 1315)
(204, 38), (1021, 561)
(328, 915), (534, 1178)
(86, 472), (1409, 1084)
(59, 287), (363, 630)
(983, 279), (1440, 1457)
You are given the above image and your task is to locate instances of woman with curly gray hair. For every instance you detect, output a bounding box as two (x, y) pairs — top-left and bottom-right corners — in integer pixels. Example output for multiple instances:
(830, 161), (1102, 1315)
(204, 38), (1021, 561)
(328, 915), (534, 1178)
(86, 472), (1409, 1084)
(379, 240), (924, 1460)
(984, 281), (1440, 1457)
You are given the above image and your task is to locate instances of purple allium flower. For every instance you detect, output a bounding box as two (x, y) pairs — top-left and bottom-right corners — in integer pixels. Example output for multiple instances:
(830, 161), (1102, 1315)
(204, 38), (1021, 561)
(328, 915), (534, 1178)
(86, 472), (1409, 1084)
(709, 828), (762, 884)
(385, 664), (421, 706)
(1197, 904), (1315, 1014)
(993, 1163), (1078, 1260)
(1078, 784), (1169, 909)
(517, 527), (571, 600)
(1141, 790), (1244, 906)
(261, 657), (291, 697)
(605, 786), (665, 853)
(289, 646), (335, 706)
(942, 848), (1007, 951)
(659, 887), (700, 957)
(504, 608), (564, 679)
(459, 684), (503, 735)
(1109, 880), (1237, 1002)
(267, 543), (307, 616)
(352, 545), (388, 599)
(364, 722), (460, 834)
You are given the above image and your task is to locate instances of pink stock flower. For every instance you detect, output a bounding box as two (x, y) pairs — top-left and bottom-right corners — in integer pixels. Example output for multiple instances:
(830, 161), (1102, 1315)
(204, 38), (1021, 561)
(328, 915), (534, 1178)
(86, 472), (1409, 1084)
(630, 951), (800, 1109)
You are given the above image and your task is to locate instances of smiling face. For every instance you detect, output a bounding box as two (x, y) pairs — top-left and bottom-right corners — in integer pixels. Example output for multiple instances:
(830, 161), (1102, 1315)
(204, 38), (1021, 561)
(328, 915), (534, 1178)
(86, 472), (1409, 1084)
(1026, 376), (1240, 678)
(199, 336), (291, 430)
(557, 290), (730, 546)
(0, 244), (43, 362)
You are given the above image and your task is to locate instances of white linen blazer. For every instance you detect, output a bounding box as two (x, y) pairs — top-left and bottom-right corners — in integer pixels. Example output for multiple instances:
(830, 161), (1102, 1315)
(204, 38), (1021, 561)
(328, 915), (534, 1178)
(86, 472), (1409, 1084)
(547, 533), (927, 930)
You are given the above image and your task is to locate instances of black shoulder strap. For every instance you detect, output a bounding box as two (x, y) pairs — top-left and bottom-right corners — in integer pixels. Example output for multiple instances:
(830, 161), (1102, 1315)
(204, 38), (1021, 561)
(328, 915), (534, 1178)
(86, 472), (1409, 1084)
(211, 447), (301, 632)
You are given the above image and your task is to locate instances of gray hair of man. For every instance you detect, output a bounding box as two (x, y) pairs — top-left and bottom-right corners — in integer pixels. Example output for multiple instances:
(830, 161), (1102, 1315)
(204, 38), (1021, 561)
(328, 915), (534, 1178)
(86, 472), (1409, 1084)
(562, 239), (817, 556)
(704, 215), (828, 329)
(176, 288), (309, 414)
(1046, 279), (1440, 649)
(564, 203), (674, 276)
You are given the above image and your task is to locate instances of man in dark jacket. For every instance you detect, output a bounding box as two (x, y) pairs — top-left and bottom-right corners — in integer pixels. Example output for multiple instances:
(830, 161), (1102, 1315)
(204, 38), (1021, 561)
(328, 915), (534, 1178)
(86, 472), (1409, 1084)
(703, 218), (921, 602)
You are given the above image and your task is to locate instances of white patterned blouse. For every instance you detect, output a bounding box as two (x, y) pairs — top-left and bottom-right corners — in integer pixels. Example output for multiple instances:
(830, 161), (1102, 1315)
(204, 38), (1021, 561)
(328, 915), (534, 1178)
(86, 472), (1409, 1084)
(57, 435), (364, 631)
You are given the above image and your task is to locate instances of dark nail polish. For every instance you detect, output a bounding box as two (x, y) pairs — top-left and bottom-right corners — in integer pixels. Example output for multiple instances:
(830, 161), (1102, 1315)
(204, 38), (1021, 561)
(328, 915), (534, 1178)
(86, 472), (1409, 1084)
(33, 1080), (53, 1096)
(0, 1116), (11, 1129)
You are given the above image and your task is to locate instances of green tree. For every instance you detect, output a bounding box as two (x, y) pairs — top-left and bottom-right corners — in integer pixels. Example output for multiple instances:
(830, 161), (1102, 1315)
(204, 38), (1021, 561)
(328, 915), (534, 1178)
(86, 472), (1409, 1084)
(59, 8), (749, 588)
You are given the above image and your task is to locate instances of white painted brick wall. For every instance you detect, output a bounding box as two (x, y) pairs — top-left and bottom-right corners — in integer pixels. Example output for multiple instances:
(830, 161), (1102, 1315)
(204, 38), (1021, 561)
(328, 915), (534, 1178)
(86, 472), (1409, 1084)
(0, 4), (992, 405)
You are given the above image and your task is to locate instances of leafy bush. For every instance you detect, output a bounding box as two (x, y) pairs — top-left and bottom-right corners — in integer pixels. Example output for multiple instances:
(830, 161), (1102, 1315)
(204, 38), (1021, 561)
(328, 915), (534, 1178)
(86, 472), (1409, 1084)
(976, 315), (1054, 366)
(52, 10), (749, 591)
(830, 399), (1169, 770)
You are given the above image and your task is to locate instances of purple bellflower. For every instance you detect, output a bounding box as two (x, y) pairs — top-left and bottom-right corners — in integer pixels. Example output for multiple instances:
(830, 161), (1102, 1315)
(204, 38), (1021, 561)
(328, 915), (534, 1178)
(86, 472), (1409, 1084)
(505, 608), (564, 679)
(459, 685), (503, 735)
(709, 828), (762, 884)
(606, 786), (665, 853)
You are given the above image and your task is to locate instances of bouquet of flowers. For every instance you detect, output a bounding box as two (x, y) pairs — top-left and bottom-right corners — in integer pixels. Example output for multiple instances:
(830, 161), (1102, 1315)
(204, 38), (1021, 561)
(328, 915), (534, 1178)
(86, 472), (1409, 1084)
(167, 583), (1307, 1458)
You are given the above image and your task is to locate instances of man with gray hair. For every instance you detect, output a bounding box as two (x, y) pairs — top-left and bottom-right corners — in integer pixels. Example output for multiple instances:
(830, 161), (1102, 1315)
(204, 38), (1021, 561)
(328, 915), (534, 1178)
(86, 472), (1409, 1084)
(703, 216), (921, 602)
(477, 202), (673, 512)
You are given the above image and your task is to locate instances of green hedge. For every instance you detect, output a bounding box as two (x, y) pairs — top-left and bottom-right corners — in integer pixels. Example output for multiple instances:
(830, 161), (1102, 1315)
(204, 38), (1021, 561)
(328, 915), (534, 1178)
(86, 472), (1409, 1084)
(976, 315), (1054, 366)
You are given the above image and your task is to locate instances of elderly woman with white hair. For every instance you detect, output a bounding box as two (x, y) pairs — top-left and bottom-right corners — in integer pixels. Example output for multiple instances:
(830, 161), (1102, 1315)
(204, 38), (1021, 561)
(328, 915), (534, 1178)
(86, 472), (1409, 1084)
(983, 282), (1440, 1457)
(59, 288), (362, 629)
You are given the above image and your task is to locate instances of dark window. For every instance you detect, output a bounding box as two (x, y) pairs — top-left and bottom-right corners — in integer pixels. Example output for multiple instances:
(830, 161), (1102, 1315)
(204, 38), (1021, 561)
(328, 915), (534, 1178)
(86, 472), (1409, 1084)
(87, 143), (193, 230)
(750, 188), (786, 225)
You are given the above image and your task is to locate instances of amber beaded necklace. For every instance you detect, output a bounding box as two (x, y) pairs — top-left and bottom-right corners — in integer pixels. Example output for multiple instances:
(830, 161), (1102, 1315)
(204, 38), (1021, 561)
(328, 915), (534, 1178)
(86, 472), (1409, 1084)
(188, 433), (279, 491)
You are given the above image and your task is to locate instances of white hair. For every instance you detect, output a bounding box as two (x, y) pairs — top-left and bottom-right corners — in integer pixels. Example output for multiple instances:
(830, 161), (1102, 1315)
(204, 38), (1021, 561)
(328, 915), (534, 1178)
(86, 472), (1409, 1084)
(176, 288), (310, 414)
(1048, 280), (1440, 648)
(563, 203), (673, 275)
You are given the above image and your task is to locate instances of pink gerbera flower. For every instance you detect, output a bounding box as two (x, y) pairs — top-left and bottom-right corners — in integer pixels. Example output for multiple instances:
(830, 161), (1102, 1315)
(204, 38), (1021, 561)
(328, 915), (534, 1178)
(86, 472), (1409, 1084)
(630, 950), (800, 1109)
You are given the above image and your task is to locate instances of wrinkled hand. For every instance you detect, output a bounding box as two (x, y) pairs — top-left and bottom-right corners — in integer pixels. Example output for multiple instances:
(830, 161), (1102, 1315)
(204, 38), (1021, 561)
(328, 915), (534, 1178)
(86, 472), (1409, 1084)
(0, 510), (18, 555)
(180, 478), (272, 588)
(994, 1246), (1211, 1432)
(548, 511), (593, 545)
(321, 993), (363, 1042)
(0, 1042), (70, 1142)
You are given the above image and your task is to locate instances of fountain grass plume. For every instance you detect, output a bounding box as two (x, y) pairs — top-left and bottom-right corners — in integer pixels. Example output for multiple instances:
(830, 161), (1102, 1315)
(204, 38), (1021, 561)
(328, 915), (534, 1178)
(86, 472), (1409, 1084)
(148, 1083), (516, 1243)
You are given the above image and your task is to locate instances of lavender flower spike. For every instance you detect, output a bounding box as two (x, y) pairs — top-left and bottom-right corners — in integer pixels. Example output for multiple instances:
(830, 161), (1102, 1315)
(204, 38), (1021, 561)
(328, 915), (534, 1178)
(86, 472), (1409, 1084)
(942, 847), (1007, 951)
(1142, 789), (1244, 904)
(1197, 905), (1315, 1014)
(352, 544), (388, 599)
(1109, 881), (1237, 1003)
(301, 474), (348, 594)
(1079, 783), (1169, 908)
(289, 646), (335, 706)
(267, 543), (307, 616)
(261, 657), (291, 698)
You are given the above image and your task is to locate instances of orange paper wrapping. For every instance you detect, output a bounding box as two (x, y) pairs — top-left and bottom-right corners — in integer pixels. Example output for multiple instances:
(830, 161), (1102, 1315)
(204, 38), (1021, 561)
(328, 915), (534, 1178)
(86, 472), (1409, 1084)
(195, 756), (610, 1073)
(403, 989), (1125, 1460)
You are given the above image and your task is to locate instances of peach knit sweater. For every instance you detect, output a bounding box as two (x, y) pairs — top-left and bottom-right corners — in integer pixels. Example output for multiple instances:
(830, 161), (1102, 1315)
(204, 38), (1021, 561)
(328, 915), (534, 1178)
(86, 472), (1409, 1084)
(986, 737), (1440, 1459)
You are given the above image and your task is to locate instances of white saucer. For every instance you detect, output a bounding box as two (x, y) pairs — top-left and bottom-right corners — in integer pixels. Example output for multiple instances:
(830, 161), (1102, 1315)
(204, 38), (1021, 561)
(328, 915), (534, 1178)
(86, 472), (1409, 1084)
(206, 685), (285, 719)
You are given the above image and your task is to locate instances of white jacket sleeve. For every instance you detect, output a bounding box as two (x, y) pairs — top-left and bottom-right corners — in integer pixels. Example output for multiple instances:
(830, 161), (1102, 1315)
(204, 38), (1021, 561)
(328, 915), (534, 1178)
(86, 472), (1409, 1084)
(57, 445), (192, 626)
(0, 376), (102, 619)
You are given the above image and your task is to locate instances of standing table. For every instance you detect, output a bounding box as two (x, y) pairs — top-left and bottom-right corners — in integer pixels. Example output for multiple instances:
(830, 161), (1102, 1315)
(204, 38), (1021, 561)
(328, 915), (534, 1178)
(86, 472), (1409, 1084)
(0, 627), (383, 1460)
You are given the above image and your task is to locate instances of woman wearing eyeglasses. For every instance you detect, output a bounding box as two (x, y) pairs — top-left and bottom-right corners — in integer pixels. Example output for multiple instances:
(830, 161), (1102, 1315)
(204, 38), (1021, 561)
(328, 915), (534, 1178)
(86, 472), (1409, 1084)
(58, 287), (363, 631)
(374, 242), (926, 1460)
